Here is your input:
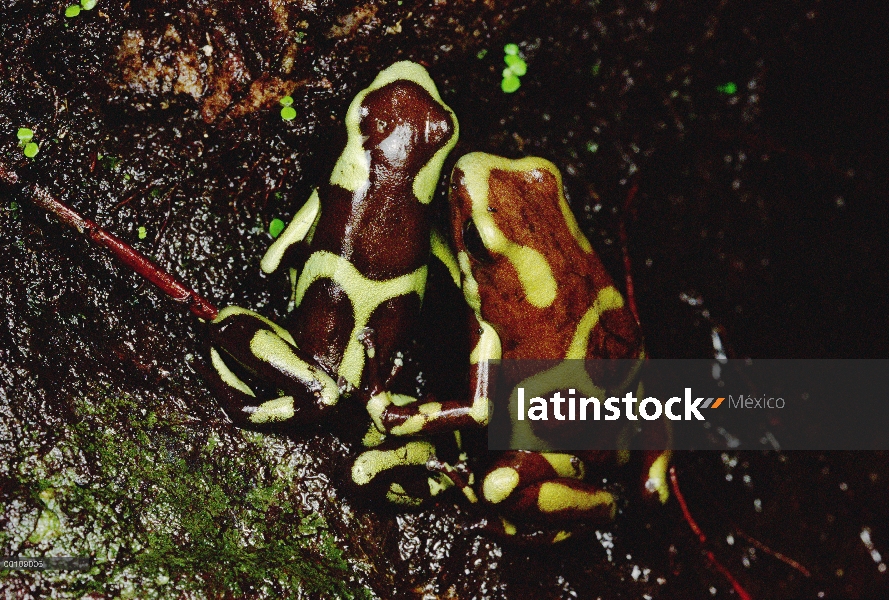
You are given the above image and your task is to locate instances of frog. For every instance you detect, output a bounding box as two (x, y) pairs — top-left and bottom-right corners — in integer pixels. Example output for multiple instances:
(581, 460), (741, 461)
(446, 152), (672, 542)
(202, 61), (494, 507)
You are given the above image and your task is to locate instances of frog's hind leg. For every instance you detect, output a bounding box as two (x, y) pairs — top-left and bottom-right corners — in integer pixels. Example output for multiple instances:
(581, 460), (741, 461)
(480, 451), (617, 544)
(205, 306), (341, 427)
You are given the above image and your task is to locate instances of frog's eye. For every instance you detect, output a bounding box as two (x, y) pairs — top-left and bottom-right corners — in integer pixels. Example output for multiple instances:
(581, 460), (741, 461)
(462, 219), (494, 264)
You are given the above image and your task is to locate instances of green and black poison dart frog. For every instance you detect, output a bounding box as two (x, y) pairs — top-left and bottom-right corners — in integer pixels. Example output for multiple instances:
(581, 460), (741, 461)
(203, 62), (494, 506)
(205, 61), (460, 425)
(447, 153), (672, 542)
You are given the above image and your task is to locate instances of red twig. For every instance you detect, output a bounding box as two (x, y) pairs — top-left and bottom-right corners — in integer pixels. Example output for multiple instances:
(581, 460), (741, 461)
(734, 528), (811, 578)
(31, 185), (218, 321)
(619, 180), (641, 325)
(669, 466), (753, 600)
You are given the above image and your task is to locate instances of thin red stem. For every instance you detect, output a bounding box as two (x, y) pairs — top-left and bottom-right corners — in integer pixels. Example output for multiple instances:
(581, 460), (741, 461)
(734, 528), (812, 578)
(31, 186), (218, 321)
(619, 180), (641, 325)
(669, 466), (753, 600)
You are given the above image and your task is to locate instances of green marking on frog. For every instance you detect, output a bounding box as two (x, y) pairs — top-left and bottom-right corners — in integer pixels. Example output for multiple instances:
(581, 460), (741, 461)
(249, 329), (339, 406)
(482, 467), (520, 504)
(430, 228), (461, 287)
(213, 305), (297, 346)
(292, 250), (427, 387)
(248, 396), (296, 423)
(428, 472), (455, 497)
(386, 483), (424, 506)
(541, 453), (584, 479)
(261, 189), (321, 274)
(565, 285), (626, 359)
(646, 452), (671, 504)
(210, 348), (255, 398)
(536, 482), (616, 517)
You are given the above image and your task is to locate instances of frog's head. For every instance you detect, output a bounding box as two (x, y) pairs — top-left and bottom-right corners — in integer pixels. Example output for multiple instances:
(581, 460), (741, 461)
(330, 61), (458, 206)
(359, 79), (454, 175)
(449, 152), (642, 360)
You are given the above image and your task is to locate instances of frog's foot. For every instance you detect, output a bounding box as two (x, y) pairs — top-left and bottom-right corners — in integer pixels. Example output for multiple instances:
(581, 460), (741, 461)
(479, 451), (617, 543)
(350, 433), (466, 507)
(205, 306), (341, 427)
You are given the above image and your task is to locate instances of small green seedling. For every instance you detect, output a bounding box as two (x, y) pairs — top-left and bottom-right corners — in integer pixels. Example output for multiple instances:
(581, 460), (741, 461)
(501, 43), (528, 93)
(269, 218), (286, 238)
(280, 96), (296, 121)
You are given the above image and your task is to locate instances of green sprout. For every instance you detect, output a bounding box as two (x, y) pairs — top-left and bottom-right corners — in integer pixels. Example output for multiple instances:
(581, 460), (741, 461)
(138, 226), (147, 240)
(17, 128), (34, 143)
(716, 81), (738, 95)
(476, 49), (487, 60)
(501, 43), (527, 94)
(280, 95), (296, 120)
(23, 142), (39, 158)
(269, 218), (286, 238)
(65, 4), (81, 17)
(81, 0), (97, 9)
(501, 75), (521, 94)
(504, 54), (527, 76)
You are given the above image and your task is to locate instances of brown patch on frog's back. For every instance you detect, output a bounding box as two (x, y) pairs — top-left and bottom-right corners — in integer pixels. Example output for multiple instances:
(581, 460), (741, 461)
(365, 293), (423, 371)
(482, 168), (603, 358)
(486, 167), (614, 292)
(450, 163), (643, 360)
(291, 279), (355, 372)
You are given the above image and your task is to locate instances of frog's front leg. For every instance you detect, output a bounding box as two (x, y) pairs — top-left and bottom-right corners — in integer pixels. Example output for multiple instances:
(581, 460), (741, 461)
(361, 237), (503, 437)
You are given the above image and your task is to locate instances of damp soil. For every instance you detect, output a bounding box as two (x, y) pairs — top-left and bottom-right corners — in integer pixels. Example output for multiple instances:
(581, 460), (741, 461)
(1, 1), (888, 598)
